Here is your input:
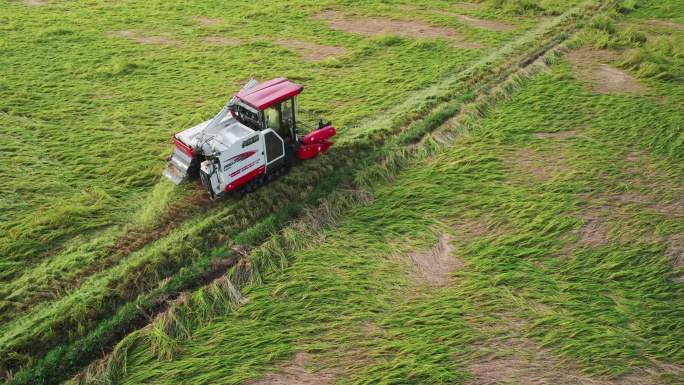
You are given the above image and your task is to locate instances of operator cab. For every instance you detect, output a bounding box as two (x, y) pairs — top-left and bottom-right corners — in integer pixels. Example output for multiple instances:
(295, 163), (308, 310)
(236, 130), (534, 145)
(230, 78), (305, 164)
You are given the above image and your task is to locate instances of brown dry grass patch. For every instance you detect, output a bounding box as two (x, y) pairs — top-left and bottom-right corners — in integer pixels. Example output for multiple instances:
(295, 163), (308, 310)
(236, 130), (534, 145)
(647, 19), (684, 31)
(113, 30), (185, 46)
(407, 232), (463, 288)
(244, 353), (337, 385)
(191, 17), (222, 25)
(504, 148), (572, 183)
(315, 10), (463, 40)
(565, 48), (646, 94)
(20, 0), (50, 5)
(433, 11), (516, 32)
(203, 35), (240, 46)
(464, 314), (673, 385)
(275, 39), (347, 61)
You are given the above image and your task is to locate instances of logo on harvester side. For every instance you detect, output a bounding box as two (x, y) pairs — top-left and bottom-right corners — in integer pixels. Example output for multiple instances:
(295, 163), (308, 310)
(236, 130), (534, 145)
(229, 159), (260, 178)
(242, 136), (259, 148)
(224, 150), (256, 168)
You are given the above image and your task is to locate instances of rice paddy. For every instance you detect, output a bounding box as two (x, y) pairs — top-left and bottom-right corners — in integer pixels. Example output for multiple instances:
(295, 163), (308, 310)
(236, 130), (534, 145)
(1, 0), (682, 384)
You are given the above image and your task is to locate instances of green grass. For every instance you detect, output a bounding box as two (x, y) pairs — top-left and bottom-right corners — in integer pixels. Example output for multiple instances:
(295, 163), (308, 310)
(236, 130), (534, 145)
(4, 0), (683, 383)
(86, 69), (684, 380)
(67, 4), (684, 382)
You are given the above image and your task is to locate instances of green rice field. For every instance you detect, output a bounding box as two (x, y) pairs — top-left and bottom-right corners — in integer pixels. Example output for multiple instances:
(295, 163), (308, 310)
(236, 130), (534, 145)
(1, 0), (682, 384)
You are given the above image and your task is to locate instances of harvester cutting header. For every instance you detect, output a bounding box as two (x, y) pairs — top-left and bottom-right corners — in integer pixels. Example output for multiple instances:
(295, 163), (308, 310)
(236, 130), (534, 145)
(162, 78), (336, 199)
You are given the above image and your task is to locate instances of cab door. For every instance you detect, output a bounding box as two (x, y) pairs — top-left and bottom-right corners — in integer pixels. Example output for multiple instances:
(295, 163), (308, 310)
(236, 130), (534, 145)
(261, 129), (285, 172)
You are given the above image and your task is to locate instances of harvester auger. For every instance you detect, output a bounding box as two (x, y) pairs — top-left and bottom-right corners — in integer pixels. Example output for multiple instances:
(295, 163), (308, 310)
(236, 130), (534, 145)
(162, 78), (336, 200)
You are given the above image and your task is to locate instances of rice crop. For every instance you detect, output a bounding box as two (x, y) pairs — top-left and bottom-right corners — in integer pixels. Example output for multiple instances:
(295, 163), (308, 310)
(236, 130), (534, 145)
(3, 0), (682, 383)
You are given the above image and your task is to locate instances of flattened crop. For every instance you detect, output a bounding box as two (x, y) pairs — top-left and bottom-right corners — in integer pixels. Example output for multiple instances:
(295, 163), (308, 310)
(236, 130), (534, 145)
(647, 19), (684, 31)
(19, 0), (51, 5)
(191, 17), (222, 25)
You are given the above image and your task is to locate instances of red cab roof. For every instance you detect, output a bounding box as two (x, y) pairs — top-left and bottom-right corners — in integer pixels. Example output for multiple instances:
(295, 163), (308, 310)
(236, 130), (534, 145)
(235, 78), (303, 110)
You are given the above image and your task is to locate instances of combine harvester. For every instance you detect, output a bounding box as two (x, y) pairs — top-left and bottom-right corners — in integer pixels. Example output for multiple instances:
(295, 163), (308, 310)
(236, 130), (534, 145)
(162, 78), (336, 199)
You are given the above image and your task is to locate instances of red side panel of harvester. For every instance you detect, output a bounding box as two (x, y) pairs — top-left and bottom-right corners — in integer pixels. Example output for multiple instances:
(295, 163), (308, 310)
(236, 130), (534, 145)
(298, 140), (334, 160)
(297, 126), (336, 160)
(300, 125), (336, 144)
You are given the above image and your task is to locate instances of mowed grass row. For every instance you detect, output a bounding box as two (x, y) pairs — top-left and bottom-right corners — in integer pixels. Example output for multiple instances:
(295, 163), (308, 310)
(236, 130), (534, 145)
(1, 0), (604, 379)
(71, 4), (683, 384)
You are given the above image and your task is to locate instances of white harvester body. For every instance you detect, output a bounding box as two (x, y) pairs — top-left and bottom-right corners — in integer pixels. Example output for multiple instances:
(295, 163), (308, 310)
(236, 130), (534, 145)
(162, 78), (335, 199)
